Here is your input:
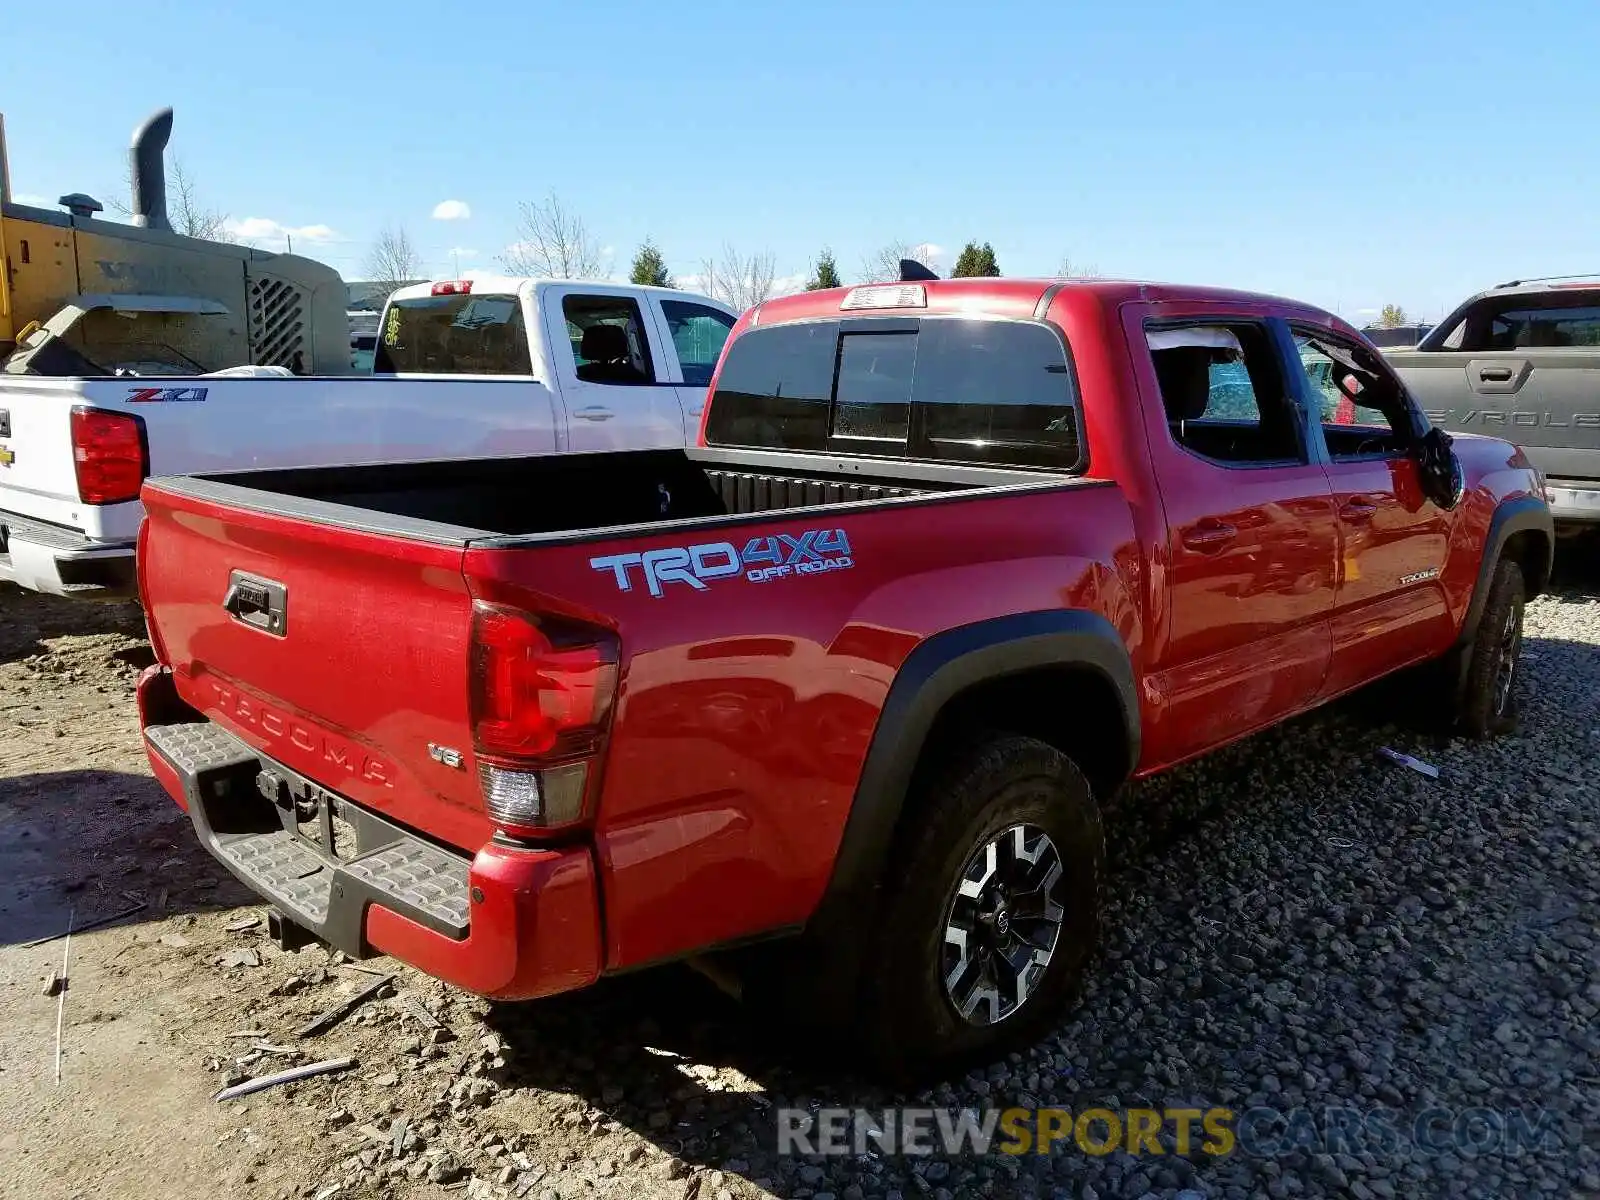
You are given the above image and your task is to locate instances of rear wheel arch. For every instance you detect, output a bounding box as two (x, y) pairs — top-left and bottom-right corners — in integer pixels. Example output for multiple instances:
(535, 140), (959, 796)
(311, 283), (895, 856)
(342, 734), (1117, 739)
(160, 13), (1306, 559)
(815, 610), (1138, 926)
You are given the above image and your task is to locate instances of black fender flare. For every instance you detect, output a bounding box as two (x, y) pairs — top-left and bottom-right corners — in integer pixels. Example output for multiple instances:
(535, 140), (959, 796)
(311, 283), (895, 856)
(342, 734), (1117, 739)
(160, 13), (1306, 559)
(810, 609), (1138, 938)
(1457, 494), (1554, 649)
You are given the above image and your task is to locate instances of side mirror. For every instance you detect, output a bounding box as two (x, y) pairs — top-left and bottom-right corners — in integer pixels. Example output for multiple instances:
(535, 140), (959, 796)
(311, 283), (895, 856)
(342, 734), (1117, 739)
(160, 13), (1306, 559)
(1414, 426), (1464, 510)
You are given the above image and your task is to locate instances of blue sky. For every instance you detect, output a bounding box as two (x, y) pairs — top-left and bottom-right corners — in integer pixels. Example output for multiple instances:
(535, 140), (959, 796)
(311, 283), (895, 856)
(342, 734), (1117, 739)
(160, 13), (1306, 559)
(6, 0), (1597, 322)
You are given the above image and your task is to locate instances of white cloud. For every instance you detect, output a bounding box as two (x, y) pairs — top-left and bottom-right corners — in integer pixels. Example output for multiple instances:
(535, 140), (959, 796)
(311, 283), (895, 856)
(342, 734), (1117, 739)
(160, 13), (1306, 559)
(600, 244), (615, 257)
(432, 200), (471, 221)
(769, 272), (809, 297)
(13, 192), (50, 207)
(224, 217), (337, 244)
(448, 247), (479, 259)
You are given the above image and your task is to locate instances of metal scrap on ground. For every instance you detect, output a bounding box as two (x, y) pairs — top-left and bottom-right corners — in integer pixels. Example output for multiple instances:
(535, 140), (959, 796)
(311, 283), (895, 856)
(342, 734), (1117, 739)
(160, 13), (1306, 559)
(297, 973), (395, 1038)
(1379, 747), (1440, 779)
(213, 1057), (357, 1101)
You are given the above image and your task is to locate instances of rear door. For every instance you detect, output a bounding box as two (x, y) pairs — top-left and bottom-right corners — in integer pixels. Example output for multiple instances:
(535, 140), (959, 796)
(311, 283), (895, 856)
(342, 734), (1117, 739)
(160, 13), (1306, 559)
(140, 482), (489, 849)
(1125, 304), (1338, 767)
(540, 285), (688, 451)
(649, 297), (736, 437)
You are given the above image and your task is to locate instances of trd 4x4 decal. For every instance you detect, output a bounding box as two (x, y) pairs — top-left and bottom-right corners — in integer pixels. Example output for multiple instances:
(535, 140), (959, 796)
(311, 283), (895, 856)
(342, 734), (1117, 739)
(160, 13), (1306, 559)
(590, 529), (853, 598)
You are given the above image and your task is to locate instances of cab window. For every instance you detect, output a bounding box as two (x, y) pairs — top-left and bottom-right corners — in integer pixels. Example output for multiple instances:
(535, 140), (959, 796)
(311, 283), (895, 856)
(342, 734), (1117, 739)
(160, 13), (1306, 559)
(1292, 330), (1413, 460)
(375, 294), (532, 375)
(660, 301), (734, 386)
(563, 295), (656, 385)
(1145, 322), (1304, 466)
(704, 317), (1081, 469)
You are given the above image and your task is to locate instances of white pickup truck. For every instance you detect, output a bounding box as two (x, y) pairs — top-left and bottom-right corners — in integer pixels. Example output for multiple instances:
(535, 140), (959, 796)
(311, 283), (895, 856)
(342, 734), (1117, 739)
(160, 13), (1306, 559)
(0, 277), (737, 596)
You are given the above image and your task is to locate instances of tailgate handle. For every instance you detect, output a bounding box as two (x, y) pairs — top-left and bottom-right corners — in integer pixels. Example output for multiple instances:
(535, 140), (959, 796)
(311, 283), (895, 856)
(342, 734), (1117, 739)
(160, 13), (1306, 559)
(223, 571), (288, 637)
(1479, 367), (1513, 382)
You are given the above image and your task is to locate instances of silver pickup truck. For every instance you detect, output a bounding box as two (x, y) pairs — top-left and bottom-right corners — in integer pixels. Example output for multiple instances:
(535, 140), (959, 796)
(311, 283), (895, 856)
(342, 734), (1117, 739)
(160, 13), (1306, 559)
(1386, 277), (1600, 525)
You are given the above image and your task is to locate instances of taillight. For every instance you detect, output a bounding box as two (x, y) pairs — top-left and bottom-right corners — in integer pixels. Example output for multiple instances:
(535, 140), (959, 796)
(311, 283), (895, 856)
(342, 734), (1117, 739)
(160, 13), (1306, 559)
(432, 280), (473, 295)
(469, 602), (618, 836)
(70, 406), (148, 505)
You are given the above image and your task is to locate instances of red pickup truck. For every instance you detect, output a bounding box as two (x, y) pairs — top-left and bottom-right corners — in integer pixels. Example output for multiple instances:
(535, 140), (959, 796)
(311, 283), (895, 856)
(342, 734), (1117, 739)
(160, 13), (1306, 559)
(135, 277), (1552, 1069)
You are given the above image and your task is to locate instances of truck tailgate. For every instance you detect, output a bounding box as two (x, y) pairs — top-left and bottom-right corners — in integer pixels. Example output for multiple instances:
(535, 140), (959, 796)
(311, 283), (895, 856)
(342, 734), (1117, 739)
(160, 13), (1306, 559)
(140, 482), (488, 848)
(0, 381), (95, 531)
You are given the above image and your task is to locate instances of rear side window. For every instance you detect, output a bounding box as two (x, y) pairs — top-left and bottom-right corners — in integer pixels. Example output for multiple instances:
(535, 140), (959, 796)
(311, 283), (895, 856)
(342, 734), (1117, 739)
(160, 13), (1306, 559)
(376, 294), (533, 375)
(705, 318), (1080, 469)
(1487, 304), (1600, 348)
(660, 301), (735, 387)
(1443, 291), (1600, 351)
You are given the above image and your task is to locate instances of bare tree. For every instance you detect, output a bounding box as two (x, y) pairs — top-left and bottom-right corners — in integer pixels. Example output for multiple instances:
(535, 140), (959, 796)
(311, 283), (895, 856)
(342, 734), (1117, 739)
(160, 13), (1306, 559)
(1055, 255), (1101, 279)
(500, 193), (604, 279)
(364, 224), (423, 294)
(698, 244), (777, 312)
(169, 160), (234, 241)
(106, 157), (237, 242)
(861, 241), (938, 283)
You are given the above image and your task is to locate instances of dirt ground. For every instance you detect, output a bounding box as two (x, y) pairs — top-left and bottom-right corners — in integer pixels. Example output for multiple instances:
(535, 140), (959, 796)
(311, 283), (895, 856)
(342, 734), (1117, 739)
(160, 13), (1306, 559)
(1, 568), (1596, 1200)
(0, 588), (773, 1200)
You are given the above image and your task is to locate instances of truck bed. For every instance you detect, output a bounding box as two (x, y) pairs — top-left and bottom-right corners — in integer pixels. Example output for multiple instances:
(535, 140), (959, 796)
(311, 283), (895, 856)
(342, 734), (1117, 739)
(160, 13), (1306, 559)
(163, 446), (1067, 545)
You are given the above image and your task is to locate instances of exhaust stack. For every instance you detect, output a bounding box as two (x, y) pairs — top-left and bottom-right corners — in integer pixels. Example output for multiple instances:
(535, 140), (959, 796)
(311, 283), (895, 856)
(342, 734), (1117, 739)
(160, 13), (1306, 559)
(129, 107), (173, 232)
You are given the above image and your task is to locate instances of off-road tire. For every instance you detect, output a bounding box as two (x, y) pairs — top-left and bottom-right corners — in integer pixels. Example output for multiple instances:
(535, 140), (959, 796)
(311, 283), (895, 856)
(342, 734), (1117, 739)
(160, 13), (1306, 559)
(1454, 558), (1526, 739)
(860, 735), (1102, 1079)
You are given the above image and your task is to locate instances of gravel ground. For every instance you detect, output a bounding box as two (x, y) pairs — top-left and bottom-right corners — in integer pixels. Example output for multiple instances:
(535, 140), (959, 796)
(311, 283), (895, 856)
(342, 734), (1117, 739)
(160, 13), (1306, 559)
(0, 550), (1596, 1200)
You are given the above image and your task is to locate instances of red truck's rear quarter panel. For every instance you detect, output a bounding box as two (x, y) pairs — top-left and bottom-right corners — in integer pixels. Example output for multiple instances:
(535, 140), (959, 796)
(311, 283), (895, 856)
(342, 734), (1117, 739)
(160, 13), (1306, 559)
(464, 481), (1139, 970)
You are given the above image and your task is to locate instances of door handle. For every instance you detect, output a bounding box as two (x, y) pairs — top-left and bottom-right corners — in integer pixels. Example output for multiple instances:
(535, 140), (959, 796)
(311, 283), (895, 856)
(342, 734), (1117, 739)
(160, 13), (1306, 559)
(1478, 367), (1513, 382)
(1180, 521), (1237, 553)
(1340, 497), (1380, 522)
(573, 406), (614, 422)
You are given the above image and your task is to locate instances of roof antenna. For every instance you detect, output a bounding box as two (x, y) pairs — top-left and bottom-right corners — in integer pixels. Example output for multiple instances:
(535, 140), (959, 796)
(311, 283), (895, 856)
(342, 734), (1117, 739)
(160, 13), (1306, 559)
(899, 259), (938, 283)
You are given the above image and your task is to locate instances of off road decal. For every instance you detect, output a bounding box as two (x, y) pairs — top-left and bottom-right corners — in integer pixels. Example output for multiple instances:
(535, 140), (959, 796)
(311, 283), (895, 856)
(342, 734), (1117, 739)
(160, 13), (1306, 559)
(125, 386), (209, 404)
(590, 528), (854, 598)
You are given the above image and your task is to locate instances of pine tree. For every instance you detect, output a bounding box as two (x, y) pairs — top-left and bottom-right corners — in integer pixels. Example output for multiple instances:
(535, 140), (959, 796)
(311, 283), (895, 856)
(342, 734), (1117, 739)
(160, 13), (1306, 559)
(807, 248), (843, 291)
(629, 239), (673, 288)
(951, 241), (1001, 277)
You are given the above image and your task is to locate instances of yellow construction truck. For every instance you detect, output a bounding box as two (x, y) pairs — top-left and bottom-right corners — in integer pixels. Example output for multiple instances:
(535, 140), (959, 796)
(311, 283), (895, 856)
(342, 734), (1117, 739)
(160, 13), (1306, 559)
(0, 107), (350, 376)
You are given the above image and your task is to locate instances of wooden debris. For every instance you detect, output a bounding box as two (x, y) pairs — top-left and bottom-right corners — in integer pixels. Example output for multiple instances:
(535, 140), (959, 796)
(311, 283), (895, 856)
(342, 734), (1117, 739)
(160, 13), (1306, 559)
(42, 970), (64, 998)
(213, 1056), (356, 1101)
(296, 973), (394, 1039)
(402, 996), (442, 1029)
(53, 907), (75, 1086)
(226, 916), (263, 934)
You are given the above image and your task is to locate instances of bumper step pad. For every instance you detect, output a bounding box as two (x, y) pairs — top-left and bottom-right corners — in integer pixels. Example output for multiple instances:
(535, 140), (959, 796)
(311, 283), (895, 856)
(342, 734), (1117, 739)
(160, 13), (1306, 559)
(146, 722), (471, 954)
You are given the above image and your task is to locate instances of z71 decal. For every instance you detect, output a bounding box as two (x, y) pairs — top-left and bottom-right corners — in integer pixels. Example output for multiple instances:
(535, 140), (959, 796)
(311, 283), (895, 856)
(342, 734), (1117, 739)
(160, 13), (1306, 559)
(590, 528), (854, 598)
(125, 386), (209, 404)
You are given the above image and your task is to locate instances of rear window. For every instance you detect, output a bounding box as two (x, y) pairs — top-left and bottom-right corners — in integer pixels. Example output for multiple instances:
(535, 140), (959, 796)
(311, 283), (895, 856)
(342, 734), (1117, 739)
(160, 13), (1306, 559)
(1438, 289), (1600, 351)
(1487, 304), (1600, 348)
(704, 317), (1080, 469)
(375, 293), (533, 375)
